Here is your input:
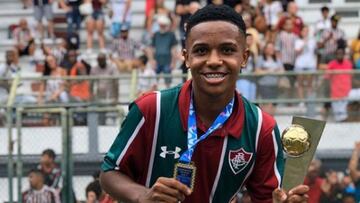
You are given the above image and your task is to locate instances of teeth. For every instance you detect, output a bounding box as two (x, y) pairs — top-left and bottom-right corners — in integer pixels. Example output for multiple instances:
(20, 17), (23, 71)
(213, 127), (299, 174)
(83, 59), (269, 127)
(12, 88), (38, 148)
(205, 73), (225, 78)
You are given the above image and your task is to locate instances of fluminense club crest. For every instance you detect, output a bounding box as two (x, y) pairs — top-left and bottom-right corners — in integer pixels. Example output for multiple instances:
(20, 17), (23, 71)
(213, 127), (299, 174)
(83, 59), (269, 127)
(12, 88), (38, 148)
(228, 148), (253, 175)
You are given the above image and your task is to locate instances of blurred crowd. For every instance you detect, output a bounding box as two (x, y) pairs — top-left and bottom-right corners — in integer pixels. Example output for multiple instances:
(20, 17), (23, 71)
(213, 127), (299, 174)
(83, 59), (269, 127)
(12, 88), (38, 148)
(0, 0), (360, 122)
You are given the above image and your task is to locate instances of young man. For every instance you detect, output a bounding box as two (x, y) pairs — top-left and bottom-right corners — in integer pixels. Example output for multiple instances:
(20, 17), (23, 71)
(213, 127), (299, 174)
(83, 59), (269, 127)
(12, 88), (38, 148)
(22, 169), (60, 203)
(37, 149), (62, 190)
(100, 5), (308, 203)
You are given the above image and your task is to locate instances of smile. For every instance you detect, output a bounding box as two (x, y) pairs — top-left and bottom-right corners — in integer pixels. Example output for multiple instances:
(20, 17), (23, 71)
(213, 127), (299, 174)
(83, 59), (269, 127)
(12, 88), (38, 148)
(204, 73), (226, 78)
(201, 72), (228, 84)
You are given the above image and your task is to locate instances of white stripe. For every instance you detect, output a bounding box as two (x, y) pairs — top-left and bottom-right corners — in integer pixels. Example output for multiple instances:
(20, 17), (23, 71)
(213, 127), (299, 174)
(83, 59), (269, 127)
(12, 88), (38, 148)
(272, 130), (282, 188)
(228, 107), (263, 202)
(209, 136), (228, 203)
(145, 91), (161, 187)
(115, 117), (145, 166)
(255, 107), (263, 152)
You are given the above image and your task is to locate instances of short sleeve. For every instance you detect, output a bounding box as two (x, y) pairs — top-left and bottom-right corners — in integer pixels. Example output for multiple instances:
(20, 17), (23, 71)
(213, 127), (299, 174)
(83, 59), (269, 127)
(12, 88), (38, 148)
(101, 103), (146, 175)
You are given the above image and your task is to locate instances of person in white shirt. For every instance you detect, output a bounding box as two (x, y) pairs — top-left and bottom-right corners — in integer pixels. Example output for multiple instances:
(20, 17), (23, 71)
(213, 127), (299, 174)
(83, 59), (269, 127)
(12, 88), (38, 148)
(110, 0), (132, 38)
(314, 6), (331, 41)
(136, 55), (157, 96)
(295, 25), (317, 106)
(0, 50), (20, 103)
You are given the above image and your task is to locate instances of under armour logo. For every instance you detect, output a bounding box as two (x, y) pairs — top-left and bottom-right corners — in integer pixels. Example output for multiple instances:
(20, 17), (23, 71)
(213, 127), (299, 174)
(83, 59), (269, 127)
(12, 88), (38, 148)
(160, 146), (181, 159)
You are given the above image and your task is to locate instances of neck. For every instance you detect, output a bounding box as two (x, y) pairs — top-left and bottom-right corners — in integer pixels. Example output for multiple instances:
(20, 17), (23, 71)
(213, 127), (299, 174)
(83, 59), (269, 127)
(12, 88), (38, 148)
(192, 86), (234, 127)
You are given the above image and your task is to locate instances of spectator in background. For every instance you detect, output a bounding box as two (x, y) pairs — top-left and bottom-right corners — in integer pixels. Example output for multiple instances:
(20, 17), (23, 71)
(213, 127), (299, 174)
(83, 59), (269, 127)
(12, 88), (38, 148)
(33, 0), (54, 39)
(349, 141), (360, 202)
(86, 180), (116, 203)
(37, 55), (68, 104)
(151, 15), (177, 88)
(135, 54), (157, 96)
(255, 42), (284, 115)
(236, 33), (257, 101)
(326, 47), (352, 122)
(85, 0), (107, 54)
(59, 0), (82, 34)
(38, 149), (62, 190)
(175, 0), (200, 82)
(86, 180), (102, 203)
(261, 0), (283, 42)
(275, 17), (298, 95)
(110, 24), (143, 72)
(241, 0), (256, 18)
(304, 159), (325, 203)
(294, 25), (317, 106)
(207, 0), (243, 9)
(22, 169), (60, 203)
(60, 49), (78, 74)
(0, 50), (20, 103)
(320, 170), (343, 203)
(314, 6), (331, 42)
(342, 193), (357, 203)
(277, 1), (303, 36)
(69, 59), (91, 102)
(318, 14), (345, 64)
(13, 18), (35, 57)
(109, 0), (132, 39)
(242, 11), (260, 59)
(350, 30), (360, 69)
(90, 53), (118, 102)
(145, 0), (176, 44)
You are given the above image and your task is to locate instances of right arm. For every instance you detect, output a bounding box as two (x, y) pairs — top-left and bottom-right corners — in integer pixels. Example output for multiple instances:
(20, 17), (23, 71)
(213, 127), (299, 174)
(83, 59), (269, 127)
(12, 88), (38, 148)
(100, 100), (190, 202)
(100, 171), (190, 203)
(349, 142), (360, 182)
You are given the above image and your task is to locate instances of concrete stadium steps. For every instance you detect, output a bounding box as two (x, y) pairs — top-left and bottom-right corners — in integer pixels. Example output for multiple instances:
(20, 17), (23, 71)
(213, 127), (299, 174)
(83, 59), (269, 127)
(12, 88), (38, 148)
(0, 0), (176, 52)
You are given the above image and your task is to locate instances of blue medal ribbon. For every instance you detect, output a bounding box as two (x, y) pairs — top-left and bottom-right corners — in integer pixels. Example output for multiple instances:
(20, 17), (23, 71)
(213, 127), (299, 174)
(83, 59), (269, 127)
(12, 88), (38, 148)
(179, 94), (235, 164)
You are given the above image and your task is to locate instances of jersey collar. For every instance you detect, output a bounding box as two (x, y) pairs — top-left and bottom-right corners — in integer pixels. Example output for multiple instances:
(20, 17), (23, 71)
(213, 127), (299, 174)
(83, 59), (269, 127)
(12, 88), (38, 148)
(178, 80), (245, 139)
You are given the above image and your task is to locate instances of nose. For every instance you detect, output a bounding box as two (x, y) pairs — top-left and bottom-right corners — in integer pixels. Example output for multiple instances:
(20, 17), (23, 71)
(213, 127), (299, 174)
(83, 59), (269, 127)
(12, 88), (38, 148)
(206, 50), (223, 67)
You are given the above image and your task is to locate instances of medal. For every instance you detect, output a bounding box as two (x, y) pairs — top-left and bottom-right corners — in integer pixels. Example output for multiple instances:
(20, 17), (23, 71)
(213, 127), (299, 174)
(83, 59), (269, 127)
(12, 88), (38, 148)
(173, 162), (196, 191)
(174, 92), (235, 190)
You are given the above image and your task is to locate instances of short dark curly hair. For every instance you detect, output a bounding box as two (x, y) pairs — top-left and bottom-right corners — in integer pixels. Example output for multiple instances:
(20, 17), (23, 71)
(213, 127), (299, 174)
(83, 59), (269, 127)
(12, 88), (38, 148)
(185, 4), (246, 39)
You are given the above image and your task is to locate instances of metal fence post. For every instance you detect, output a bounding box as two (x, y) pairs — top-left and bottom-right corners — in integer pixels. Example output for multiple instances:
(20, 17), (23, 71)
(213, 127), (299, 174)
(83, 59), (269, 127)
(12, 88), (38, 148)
(7, 73), (20, 203)
(62, 108), (73, 202)
(16, 107), (23, 202)
(6, 107), (14, 203)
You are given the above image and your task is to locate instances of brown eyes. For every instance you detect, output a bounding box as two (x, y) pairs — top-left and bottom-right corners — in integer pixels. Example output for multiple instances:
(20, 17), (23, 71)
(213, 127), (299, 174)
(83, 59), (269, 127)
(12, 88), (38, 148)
(192, 47), (236, 55)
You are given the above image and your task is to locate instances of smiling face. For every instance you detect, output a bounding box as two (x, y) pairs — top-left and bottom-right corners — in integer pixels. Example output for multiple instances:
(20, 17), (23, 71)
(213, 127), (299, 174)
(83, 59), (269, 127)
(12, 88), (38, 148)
(183, 21), (249, 98)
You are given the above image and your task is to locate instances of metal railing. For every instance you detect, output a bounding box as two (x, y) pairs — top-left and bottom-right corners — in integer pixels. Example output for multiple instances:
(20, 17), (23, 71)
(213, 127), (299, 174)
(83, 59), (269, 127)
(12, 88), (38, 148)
(1, 69), (360, 202)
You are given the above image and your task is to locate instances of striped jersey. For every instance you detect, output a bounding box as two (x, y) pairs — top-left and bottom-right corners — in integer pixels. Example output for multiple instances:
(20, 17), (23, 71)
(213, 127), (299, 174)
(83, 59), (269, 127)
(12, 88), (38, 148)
(102, 80), (284, 203)
(22, 185), (59, 203)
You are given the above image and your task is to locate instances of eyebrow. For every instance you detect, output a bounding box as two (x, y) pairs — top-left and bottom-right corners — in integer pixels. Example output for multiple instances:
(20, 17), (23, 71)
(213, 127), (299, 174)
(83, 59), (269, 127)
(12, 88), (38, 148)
(192, 41), (239, 47)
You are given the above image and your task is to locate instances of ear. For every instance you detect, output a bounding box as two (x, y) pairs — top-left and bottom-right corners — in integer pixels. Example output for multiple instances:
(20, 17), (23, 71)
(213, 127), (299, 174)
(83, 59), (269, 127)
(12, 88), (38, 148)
(182, 49), (190, 68)
(241, 48), (250, 68)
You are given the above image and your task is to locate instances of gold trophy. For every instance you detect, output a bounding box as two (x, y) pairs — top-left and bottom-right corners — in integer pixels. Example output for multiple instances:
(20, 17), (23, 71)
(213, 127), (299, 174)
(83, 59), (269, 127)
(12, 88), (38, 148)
(281, 117), (326, 191)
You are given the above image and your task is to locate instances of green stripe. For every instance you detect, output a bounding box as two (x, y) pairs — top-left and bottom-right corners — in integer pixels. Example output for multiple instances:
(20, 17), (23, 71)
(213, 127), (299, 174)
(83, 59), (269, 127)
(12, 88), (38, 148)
(101, 103), (144, 171)
(212, 97), (259, 202)
(149, 86), (188, 186)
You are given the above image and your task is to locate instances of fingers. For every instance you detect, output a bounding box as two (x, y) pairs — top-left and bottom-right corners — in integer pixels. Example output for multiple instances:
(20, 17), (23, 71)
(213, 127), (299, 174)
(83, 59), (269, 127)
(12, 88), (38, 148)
(288, 185), (309, 196)
(287, 194), (309, 203)
(272, 188), (287, 203)
(149, 177), (191, 203)
(157, 177), (191, 196)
